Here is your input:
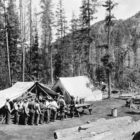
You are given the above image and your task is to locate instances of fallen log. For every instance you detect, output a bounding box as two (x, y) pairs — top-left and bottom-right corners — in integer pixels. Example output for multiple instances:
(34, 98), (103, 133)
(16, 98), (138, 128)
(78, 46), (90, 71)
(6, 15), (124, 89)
(54, 118), (106, 139)
(54, 116), (132, 140)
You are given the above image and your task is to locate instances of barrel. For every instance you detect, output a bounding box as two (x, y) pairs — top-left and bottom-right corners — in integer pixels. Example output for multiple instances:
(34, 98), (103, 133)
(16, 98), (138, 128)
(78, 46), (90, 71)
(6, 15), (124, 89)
(111, 108), (117, 117)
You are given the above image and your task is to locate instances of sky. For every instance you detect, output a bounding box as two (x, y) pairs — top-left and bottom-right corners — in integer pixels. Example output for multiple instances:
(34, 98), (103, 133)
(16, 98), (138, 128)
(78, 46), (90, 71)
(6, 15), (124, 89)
(19, 0), (140, 43)
(31, 0), (140, 41)
(33, 0), (140, 23)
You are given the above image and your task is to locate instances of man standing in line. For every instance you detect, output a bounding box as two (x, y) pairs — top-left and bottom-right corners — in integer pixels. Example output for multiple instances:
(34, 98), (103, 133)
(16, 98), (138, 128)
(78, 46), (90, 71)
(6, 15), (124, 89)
(22, 99), (29, 125)
(44, 99), (51, 123)
(70, 96), (76, 118)
(4, 98), (11, 124)
(58, 95), (66, 120)
(49, 98), (59, 122)
(28, 99), (35, 125)
(39, 99), (46, 124)
(34, 100), (41, 125)
(13, 100), (19, 124)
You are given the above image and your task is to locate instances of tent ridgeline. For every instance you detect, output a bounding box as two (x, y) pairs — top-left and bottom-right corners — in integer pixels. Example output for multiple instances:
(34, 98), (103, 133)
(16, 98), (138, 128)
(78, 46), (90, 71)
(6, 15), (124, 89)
(0, 81), (58, 109)
(52, 76), (103, 104)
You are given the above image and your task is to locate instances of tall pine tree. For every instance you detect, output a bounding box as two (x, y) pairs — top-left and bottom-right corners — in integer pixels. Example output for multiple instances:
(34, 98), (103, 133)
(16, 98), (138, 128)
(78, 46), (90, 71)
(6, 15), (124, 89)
(54, 0), (69, 78)
(0, 1), (9, 89)
(41, 0), (54, 84)
(102, 0), (117, 98)
(7, 0), (20, 84)
(30, 32), (40, 80)
(79, 0), (98, 76)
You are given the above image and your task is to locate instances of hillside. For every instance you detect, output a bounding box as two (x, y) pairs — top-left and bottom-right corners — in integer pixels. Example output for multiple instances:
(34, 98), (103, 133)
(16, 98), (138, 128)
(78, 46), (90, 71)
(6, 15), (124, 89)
(53, 11), (140, 89)
(90, 11), (140, 67)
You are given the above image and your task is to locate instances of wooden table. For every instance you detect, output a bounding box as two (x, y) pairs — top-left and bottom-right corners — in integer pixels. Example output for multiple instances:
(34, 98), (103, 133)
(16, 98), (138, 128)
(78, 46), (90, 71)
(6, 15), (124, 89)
(75, 103), (92, 116)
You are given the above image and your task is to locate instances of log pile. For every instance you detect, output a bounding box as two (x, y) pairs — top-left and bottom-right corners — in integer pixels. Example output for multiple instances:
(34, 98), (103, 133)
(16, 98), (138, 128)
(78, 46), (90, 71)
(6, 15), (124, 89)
(54, 116), (133, 140)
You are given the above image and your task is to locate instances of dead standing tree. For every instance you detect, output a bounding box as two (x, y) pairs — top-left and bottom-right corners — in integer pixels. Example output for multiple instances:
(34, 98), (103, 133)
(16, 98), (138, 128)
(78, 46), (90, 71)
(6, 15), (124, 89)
(3, 0), (11, 86)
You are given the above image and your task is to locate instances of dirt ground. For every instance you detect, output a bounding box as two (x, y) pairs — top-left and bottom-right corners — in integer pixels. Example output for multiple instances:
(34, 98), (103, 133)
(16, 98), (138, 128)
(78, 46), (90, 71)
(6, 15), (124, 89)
(0, 98), (140, 140)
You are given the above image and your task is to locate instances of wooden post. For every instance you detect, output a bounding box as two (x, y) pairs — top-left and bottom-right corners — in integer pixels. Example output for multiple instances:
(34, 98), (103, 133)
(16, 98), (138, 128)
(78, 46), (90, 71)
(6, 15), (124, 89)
(108, 71), (111, 98)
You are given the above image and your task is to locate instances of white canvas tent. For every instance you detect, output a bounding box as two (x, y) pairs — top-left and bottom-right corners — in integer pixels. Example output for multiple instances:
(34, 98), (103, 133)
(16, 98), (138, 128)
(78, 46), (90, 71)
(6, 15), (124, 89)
(52, 76), (103, 103)
(0, 82), (57, 109)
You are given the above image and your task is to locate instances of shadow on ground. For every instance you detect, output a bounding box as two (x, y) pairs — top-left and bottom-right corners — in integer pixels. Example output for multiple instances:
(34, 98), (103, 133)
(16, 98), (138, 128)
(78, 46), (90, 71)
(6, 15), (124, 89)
(126, 111), (140, 115)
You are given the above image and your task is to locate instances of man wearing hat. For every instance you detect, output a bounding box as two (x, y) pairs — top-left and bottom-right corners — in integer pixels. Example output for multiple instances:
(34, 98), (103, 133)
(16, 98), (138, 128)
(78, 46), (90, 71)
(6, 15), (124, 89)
(4, 98), (11, 124)
(57, 95), (66, 120)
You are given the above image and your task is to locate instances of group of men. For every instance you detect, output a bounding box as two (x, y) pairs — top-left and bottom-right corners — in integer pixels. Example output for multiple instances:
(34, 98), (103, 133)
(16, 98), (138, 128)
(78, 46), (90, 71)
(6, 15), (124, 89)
(4, 94), (71, 125)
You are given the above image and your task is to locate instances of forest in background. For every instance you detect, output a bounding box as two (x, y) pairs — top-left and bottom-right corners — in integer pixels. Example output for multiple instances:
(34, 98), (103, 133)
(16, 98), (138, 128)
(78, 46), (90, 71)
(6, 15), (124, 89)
(0, 0), (140, 94)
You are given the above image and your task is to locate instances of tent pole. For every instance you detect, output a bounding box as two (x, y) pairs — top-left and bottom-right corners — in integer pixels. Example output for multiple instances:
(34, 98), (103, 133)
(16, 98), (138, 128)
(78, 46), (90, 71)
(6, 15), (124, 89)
(38, 84), (52, 99)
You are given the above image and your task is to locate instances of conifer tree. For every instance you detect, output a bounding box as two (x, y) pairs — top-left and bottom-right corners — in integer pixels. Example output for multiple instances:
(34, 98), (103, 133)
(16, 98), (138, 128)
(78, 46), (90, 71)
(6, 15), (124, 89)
(69, 13), (79, 76)
(103, 0), (117, 54)
(0, 10), (9, 88)
(6, 0), (20, 84)
(54, 0), (69, 78)
(0, 1), (9, 88)
(80, 0), (98, 75)
(41, 0), (54, 84)
(102, 0), (117, 98)
(30, 32), (39, 80)
(55, 0), (68, 40)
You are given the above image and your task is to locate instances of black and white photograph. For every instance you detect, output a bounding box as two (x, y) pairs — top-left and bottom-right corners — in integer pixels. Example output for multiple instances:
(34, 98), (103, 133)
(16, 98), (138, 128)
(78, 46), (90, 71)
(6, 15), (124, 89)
(0, 0), (140, 139)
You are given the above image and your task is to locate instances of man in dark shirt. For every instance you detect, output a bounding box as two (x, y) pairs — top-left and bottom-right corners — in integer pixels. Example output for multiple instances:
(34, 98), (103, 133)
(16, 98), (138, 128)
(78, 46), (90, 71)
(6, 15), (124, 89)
(58, 95), (66, 120)
(28, 99), (35, 125)
(34, 100), (41, 125)
(39, 99), (46, 124)
(22, 99), (29, 125)
(4, 98), (11, 124)
(70, 96), (76, 118)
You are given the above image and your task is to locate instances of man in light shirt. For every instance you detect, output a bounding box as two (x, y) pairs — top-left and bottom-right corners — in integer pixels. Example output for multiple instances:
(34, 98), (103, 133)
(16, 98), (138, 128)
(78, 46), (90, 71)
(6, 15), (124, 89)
(22, 99), (29, 125)
(57, 95), (66, 120)
(48, 98), (59, 122)
(43, 99), (50, 123)
(18, 100), (24, 110)
(13, 100), (19, 124)
(45, 99), (50, 108)
(34, 100), (41, 125)
(49, 99), (59, 109)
